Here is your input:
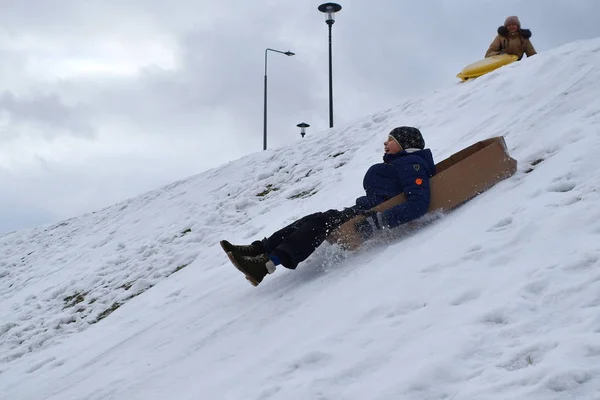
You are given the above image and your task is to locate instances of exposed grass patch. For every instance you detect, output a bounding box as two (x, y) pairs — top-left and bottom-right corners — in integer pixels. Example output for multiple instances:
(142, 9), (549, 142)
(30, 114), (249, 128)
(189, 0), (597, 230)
(21, 251), (35, 262)
(54, 316), (77, 329)
(92, 285), (157, 324)
(531, 158), (544, 166)
(49, 222), (70, 231)
(295, 169), (314, 183)
(330, 152), (345, 158)
(180, 228), (192, 236)
(63, 292), (87, 309)
(171, 263), (188, 275)
(256, 184), (279, 197)
(120, 282), (133, 291)
(526, 355), (533, 365)
(123, 285), (153, 302)
(94, 302), (122, 323)
(525, 157), (545, 173)
(289, 189), (318, 200)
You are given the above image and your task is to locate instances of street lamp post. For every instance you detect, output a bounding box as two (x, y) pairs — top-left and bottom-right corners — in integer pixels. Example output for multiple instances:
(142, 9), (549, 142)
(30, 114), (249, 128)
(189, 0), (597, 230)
(318, 2), (342, 128)
(297, 122), (310, 138)
(263, 48), (295, 151)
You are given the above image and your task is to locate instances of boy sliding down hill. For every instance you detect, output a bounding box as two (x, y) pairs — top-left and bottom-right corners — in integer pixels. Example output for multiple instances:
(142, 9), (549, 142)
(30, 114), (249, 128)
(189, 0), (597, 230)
(221, 127), (436, 286)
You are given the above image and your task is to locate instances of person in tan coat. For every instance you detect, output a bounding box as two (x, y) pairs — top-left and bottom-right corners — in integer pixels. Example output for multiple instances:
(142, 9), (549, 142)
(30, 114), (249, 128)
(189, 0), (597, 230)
(485, 16), (537, 60)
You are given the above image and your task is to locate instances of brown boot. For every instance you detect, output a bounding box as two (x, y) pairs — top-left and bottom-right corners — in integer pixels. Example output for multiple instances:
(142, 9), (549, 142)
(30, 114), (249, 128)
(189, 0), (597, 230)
(220, 239), (266, 257)
(226, 252), (276, 286)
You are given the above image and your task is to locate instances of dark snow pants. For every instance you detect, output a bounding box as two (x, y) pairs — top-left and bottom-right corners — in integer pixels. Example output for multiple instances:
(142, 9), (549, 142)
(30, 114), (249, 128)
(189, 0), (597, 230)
(263, 207), (359, 270)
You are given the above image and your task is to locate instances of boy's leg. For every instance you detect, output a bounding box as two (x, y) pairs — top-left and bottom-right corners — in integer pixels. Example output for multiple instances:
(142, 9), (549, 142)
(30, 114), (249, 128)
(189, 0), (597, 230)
(271, 208), (357, 269)
(223, 213), (323, 257)
(262, 212), (322, 253)
(223, 212), (333, 286)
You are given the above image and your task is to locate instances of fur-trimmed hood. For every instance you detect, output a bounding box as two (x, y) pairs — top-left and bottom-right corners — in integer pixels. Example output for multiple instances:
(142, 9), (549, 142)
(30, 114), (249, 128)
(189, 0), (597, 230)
(497, 26), (532, 39)
(486, 26), (537, 58)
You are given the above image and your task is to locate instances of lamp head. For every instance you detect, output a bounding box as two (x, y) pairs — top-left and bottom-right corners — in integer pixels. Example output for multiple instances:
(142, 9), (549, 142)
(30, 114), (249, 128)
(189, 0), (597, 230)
(297, 122), (310, 138)
(318, 3), (342, 24)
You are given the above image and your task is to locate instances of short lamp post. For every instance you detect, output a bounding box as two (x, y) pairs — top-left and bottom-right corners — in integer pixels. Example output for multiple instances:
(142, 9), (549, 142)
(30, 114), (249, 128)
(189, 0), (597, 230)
(317, 2), (342, 128)
(297, 122), (310, 138)
(263, 48), (295, 151)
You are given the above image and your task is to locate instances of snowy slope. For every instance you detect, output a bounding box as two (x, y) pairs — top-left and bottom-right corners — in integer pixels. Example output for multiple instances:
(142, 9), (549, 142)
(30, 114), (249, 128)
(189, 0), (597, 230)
(1, 37), (600, 400)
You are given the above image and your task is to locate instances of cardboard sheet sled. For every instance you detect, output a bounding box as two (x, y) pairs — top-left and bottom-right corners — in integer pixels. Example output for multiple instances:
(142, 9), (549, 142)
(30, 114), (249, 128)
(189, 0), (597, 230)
(327, 136), (518, 250)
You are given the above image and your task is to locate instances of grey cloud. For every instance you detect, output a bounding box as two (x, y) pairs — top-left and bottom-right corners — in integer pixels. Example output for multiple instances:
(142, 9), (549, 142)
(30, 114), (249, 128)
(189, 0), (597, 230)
(0, 91), (95, 139)
(1, 0), (600, 233)
(0, 187), (54, 235)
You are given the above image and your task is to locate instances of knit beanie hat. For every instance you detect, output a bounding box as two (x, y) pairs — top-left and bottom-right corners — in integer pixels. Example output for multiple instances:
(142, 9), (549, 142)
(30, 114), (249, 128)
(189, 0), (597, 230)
(389, 126), (425, 150)
(504, 16), (521, 28)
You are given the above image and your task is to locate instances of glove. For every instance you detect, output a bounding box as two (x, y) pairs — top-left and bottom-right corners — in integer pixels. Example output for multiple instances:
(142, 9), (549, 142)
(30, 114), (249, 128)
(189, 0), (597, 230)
(354, 210), (385, 240)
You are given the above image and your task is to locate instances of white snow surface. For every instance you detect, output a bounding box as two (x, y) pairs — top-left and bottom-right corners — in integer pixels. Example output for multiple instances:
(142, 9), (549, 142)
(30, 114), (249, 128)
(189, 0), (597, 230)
(2, 38), (600, 400)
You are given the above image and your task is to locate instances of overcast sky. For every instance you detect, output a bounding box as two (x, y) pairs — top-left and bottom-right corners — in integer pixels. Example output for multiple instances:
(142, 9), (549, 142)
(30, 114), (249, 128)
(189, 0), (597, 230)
(1, 0), (599, 233)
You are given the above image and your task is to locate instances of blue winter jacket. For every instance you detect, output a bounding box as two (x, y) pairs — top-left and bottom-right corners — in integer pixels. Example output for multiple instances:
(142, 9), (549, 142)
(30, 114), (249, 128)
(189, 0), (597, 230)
(354, 149), (436, 228)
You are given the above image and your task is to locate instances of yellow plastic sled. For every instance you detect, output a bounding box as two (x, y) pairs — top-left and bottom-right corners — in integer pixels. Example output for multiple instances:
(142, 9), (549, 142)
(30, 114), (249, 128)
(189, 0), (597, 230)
(457, 54), (518, 81)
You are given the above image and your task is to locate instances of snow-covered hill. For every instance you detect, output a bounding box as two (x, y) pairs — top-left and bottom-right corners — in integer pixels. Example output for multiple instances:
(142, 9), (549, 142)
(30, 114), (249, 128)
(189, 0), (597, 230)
(2, 37), (600, 400)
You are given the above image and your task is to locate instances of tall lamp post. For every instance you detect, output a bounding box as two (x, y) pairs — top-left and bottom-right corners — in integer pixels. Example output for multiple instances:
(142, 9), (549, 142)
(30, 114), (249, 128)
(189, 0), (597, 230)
(318, 2), (342, 128)
(263, 48), (295, 151)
